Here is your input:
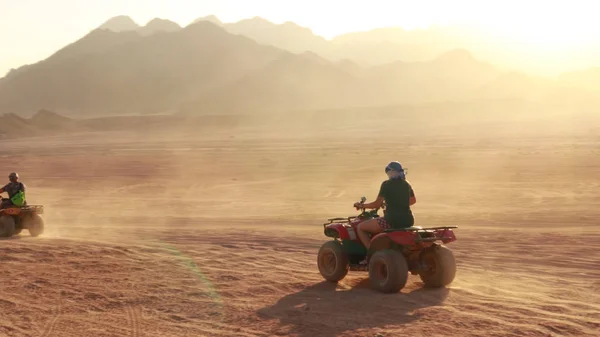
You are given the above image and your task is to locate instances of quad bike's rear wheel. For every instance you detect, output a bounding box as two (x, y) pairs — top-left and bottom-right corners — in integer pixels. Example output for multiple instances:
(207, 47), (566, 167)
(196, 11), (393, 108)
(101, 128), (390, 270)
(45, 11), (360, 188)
(419, 245), (456, 287)
(0, 215), (16, 238)
(25, 214), (45, 237)
(317, 241), (349, 282)
(368, 249), (409, 293)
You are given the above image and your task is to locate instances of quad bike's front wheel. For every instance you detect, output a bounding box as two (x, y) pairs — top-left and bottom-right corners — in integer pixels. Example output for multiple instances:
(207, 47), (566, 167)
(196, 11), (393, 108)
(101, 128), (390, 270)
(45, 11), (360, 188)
(0, 215), (16, 238)
(419, 245), (456, 287)
(368, 249), (409, 293)
(25, 214), (45, 237)
(317, 241), (349, 282)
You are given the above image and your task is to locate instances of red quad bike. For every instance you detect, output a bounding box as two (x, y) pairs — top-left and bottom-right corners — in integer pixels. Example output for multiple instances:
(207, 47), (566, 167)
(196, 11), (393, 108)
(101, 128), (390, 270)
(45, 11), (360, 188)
(317, 197), (458, 293)
(0, 199), (45, 238)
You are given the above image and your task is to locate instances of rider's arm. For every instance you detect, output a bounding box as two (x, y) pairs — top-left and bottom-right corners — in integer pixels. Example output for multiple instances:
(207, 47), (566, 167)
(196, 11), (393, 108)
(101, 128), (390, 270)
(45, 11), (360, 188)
(0, 184), (5, 194)
(362, 196), (385, 209)
(409, 186), (416, 206)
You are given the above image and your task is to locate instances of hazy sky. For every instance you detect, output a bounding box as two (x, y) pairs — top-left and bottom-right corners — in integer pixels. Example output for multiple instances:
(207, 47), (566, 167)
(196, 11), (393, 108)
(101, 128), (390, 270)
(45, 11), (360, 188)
(1, 0), (599, 76)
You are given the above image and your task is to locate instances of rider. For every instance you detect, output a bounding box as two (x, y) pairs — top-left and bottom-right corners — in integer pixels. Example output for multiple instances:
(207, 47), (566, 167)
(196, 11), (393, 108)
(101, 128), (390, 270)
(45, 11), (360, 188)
(0, 172), (27, 209)
(353, 162), (416, 252)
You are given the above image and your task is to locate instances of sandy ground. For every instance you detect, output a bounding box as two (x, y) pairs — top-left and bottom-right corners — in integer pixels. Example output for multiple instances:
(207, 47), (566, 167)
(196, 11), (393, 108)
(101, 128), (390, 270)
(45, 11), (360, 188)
(1, 113), (599, 336)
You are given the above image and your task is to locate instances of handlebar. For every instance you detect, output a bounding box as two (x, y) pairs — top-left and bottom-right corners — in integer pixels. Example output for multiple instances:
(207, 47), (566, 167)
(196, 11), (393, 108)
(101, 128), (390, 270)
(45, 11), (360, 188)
(354, 196), (367, 209)
(354, 196), (384, 219)
(354, 196), (385, 210)
(325, 196), (383, 225)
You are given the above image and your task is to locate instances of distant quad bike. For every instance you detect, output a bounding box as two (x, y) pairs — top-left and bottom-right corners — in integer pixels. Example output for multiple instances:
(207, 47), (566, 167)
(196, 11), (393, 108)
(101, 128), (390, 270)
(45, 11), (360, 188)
(0, 200), (45, 238)
(317, 197), (457, 293)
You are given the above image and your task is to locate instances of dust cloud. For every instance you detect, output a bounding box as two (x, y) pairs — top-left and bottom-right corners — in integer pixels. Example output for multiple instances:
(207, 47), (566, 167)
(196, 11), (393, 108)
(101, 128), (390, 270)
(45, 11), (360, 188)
(1, 106), (599, 336)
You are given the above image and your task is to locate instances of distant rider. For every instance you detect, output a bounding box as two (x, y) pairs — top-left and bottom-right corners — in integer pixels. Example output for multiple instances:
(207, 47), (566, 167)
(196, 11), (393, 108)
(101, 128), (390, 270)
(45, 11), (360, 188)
(0, 172), (27, 209)
(353, 162), (416, 253)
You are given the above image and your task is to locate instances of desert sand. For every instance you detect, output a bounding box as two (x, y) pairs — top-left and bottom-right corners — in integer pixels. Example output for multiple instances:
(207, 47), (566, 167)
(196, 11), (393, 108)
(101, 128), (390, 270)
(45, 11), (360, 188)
(1, 110), (599, 337)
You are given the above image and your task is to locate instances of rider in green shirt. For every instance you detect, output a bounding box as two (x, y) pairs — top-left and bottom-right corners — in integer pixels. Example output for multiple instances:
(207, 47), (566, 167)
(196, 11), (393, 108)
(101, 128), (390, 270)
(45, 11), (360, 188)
(0, 172), (27, 209)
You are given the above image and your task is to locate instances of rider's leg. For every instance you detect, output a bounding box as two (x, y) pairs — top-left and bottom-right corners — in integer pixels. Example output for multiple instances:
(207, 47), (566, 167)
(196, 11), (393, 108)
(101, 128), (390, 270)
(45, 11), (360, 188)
(357, 218), (385, 249)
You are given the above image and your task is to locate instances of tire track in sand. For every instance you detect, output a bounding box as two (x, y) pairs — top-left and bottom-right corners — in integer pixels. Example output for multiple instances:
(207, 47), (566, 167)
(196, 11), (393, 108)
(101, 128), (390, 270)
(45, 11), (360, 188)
(125, 305), (142, 337)
(40, 295), (63, 337)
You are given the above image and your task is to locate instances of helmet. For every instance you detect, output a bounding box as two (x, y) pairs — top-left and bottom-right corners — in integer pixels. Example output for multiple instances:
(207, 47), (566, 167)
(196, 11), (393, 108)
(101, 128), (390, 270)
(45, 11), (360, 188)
(385, 162), (406, 179)
(8, 172), (18, 181)
(385, 161), (404, 173)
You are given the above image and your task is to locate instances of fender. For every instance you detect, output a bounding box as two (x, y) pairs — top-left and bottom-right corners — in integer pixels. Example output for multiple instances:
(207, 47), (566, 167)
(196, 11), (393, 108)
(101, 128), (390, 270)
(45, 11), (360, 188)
(324, 223), (360, 241)
(367, 234), (396, 259)
(1, 208), (21, 216)
(437, 229), (457, 243)
(385, 231), (419, 246)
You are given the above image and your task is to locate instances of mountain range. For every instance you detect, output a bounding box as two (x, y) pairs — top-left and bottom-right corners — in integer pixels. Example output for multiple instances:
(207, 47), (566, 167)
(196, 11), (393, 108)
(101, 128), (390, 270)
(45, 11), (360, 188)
(96, 16), (468, 67)
(1, 15), (599, 117)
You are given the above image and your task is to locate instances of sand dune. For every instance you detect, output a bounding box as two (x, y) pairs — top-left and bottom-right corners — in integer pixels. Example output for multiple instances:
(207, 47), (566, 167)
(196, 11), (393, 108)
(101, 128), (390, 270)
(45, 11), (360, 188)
(1, 112), (599, 336)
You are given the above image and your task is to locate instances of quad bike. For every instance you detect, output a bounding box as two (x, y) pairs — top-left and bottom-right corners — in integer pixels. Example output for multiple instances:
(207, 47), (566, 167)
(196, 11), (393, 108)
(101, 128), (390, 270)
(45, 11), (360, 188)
(0, 199), (45, 238)
(317, 197), (457, 293)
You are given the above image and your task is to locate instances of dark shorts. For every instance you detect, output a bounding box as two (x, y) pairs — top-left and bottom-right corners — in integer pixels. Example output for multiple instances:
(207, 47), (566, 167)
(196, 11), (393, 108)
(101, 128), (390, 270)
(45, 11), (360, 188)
(376, 217), (391, 230)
